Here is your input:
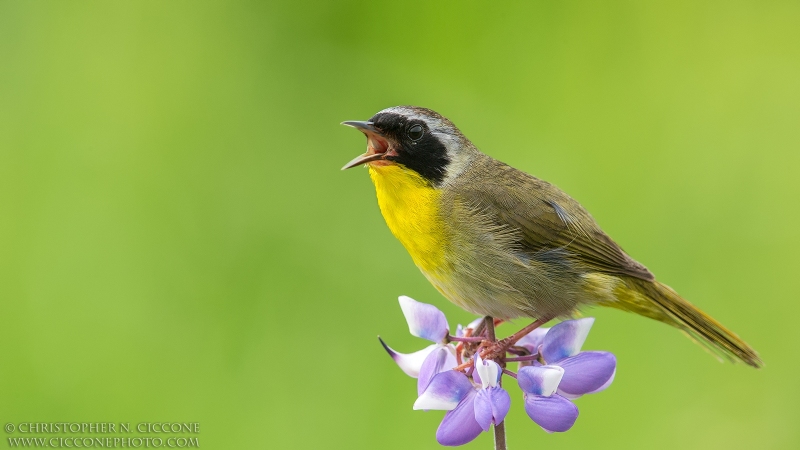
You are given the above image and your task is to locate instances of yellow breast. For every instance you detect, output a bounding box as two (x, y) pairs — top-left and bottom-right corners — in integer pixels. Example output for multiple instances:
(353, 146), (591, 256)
(368, 164), (450, 275)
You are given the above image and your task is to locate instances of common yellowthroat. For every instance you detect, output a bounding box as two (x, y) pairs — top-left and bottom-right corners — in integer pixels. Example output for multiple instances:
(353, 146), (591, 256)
(342, 106), (761, 368)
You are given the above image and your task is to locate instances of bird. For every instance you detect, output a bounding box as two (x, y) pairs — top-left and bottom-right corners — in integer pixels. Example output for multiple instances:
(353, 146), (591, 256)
(341, 105), (761, 368)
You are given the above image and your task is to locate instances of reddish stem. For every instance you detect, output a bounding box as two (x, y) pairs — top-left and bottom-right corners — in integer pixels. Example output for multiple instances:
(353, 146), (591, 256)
(502, 369), (517, 379)
(484, 317), (508, 450)
(448, 335), (486, 343)
(505, 354), (541, 362)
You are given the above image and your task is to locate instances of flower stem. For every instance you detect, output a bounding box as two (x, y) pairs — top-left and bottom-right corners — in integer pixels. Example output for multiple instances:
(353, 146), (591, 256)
(501, 368), (518, 379)
(493, 421), (507, 450)
(484, 317), (508, 450)
(504, 355), (540, 362)
(448, 335), (486, 343)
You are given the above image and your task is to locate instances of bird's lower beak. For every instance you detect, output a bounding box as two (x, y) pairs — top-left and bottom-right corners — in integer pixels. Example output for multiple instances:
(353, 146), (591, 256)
(341, 121), (392, 170)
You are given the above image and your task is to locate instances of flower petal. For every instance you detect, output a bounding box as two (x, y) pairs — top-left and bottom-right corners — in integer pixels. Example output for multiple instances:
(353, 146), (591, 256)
(379, 338), (437, 378)
(466, 317), (484, 331)
(541, 318), (594, 363)
(516, 327), (550, 354)
(456, 317), (484, 337)
(524, 393), (579, 433)
(517, 365), (564, 397)
(399, 296), (449, 342)
(418, 345), (458, 396)
(588, 368), (616, 394)
(474, 387), (511, 431)
(414, 370), (474, 411)
(555, 351), (616, 397)
(436, 390), (484, 446)
(472, 362), (482, 387)
(475, 354), (501, 388)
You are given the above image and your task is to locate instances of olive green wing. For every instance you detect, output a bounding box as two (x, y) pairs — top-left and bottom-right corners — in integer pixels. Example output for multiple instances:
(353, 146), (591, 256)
(455, 158), (654, 281)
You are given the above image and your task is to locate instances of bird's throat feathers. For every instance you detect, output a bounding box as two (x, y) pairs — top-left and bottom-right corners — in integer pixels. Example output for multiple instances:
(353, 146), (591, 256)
(368, 164), (449, 274)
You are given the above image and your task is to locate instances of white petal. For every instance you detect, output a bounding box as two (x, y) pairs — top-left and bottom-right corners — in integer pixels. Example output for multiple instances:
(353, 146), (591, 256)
(517, 365), (565, 397)
(475, 354), (501, 388)
(379, 338), (438, 378)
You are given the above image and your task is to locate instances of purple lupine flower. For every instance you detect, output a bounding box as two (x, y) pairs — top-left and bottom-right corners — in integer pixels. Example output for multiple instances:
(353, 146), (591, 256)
(516, 317), (617, 399)
(517, 365), (578, 432)
(414, 356), (510, 446)
(455, 317), (485, 339)
(379, 296), (457, 380)
(380, 296), (488, 398)
(472, 354), (511, 432)
(379, 296), (618, 445)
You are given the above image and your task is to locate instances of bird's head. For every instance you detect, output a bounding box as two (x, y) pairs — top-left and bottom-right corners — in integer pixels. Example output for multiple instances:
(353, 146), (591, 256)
(341, 106), (475, 185)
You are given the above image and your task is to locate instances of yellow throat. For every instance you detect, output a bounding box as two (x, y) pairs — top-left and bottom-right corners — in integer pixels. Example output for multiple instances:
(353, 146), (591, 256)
(368, 164), (449, 275)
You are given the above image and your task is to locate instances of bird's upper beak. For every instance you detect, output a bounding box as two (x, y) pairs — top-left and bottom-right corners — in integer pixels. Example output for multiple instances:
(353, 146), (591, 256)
(341, 121), (393, 170)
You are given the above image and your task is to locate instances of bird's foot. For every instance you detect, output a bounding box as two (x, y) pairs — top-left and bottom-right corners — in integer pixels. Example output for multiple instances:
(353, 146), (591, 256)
(453, 317), (549, 373)
(476, 318), (549, 365)
(477, 337), (514, 367)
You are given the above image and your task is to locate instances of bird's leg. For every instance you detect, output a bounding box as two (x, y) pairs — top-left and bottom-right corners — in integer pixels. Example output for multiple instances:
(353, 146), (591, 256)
(501, 318), (549, 347)
(479, 318), (549, 363)
(470, 319), (487, 338)
(453, 316), (548, 372)
(484, 316), (497, 341)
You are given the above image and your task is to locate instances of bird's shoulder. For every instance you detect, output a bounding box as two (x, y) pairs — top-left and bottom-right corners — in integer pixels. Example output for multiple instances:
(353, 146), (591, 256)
(444, 154), (654, 281)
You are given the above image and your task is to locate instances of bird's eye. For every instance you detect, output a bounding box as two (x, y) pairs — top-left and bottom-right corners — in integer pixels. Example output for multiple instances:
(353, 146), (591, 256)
(407, 124), (424, 141)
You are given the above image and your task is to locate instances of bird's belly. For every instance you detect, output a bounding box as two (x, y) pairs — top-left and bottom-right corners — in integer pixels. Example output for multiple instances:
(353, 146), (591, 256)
(368, 164), (583, 320)
(424, 270), (530, 319)
(423, 217), (585, 320)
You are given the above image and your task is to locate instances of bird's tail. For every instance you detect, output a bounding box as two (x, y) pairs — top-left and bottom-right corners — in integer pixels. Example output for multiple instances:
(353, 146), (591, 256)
(601, 277), (762, 368)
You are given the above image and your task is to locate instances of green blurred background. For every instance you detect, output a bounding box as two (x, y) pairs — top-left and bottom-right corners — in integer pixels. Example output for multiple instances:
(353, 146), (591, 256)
(1, 1), (798, 449)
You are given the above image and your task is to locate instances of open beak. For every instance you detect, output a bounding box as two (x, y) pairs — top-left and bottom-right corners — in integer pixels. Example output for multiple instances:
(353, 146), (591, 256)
(341, 121), (392, 170)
